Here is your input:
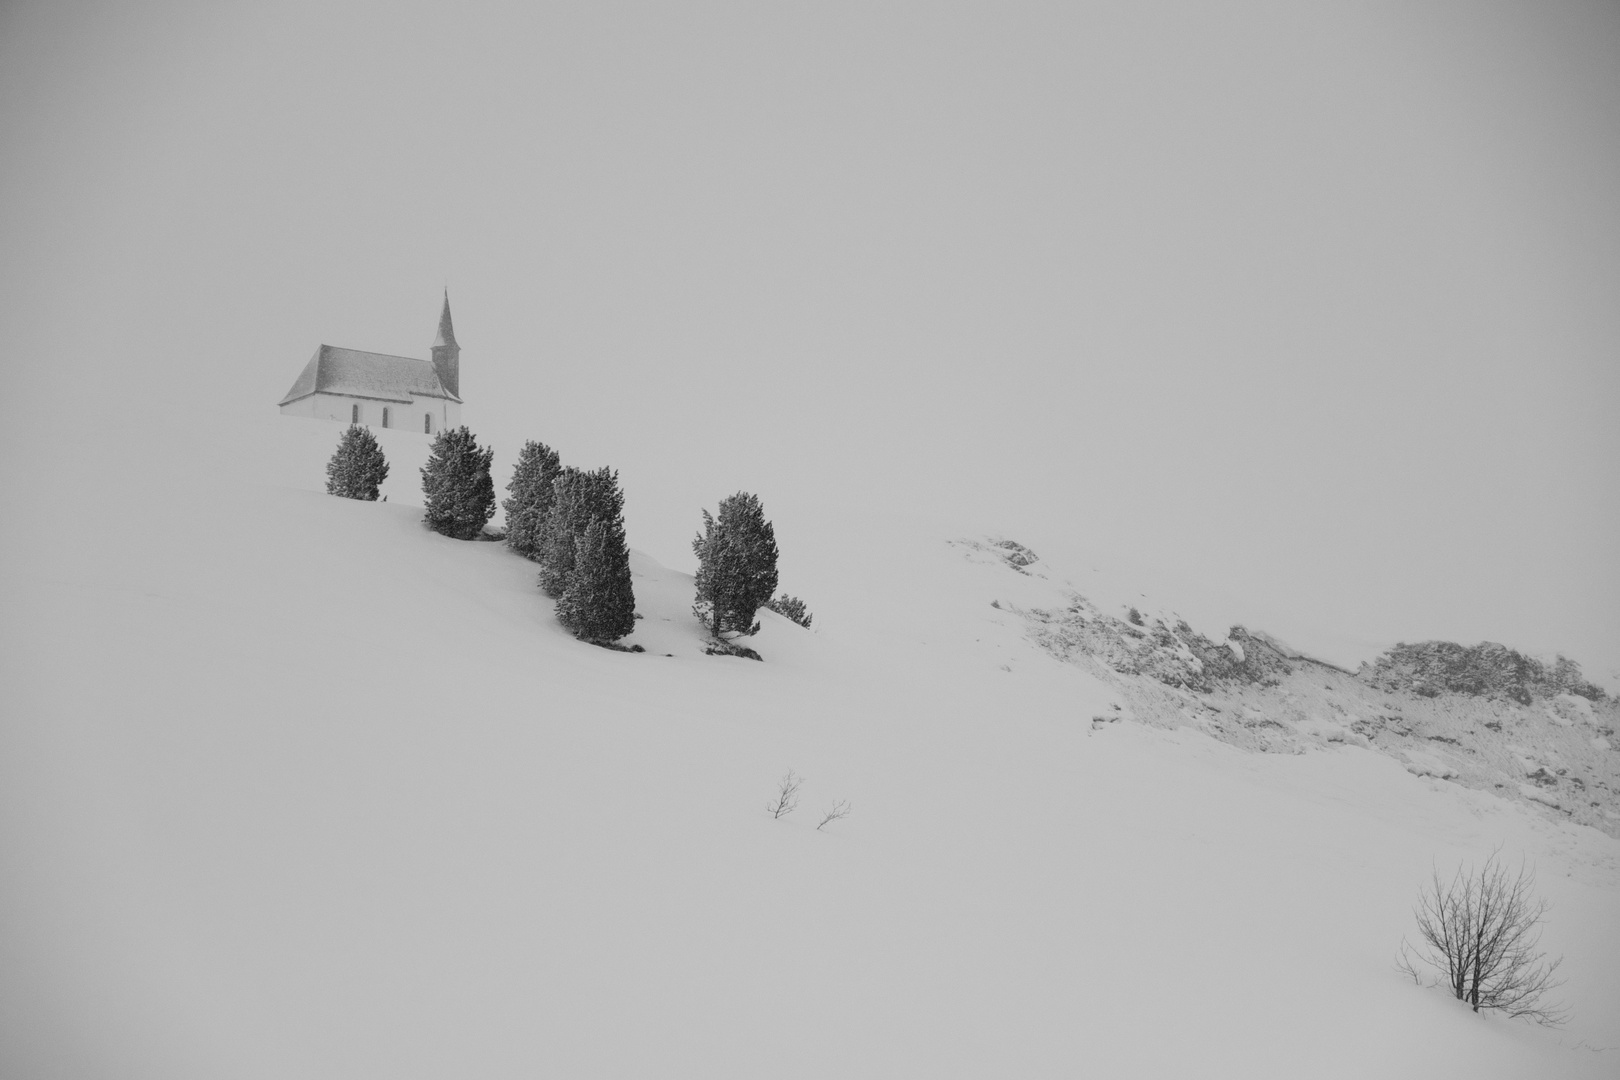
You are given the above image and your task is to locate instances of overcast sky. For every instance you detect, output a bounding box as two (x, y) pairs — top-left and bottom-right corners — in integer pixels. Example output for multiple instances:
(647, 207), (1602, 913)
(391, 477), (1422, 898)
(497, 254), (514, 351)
(3, 0), (1617, 677)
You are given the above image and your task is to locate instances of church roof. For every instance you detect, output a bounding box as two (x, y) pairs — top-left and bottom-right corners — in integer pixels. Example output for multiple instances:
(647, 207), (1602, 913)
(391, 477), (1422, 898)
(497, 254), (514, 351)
(278, 344), (463, 406)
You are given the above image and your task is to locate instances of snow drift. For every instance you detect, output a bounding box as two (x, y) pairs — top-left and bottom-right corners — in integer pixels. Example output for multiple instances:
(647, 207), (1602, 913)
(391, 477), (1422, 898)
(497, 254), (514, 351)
(1, 412), (1617, 1079)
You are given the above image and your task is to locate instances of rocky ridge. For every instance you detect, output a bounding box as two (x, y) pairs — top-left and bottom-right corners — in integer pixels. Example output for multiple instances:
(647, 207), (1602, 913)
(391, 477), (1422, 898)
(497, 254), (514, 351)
(955, 537), (1620, 839)
(1360, 639), (1605, 704)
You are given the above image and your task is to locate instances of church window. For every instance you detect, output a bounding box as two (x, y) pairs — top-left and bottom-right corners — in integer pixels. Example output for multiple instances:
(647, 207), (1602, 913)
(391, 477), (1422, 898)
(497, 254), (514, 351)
(351, 403), (360, 424)
(382, 407), (390, 428)
(424, 414), (431, 434)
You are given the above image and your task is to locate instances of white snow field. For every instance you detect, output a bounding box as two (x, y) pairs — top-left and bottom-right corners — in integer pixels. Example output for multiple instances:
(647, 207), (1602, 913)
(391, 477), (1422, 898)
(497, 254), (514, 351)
(3, 414), (1618, 1079)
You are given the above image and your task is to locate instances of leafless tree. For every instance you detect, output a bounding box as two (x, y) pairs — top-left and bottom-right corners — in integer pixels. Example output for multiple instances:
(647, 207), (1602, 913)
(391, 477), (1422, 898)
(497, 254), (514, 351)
(767, 770), (802, 819)
(816, 799), (851, 831)
(1396, 852), (1567, 1026)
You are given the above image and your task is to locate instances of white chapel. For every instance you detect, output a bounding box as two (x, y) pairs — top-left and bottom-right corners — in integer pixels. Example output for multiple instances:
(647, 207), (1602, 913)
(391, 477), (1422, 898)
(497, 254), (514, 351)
(278, 293), (464, 434)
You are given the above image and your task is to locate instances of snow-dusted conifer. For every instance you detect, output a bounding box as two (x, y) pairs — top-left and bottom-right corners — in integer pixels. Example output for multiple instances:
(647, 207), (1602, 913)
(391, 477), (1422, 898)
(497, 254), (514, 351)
(692, 492), (779, 639)
(536, 467), (625, 598)
(325, 424), (389, 501)
(503, 440), (562, 560)
(420, 426), (496, 540)
(556, 517), (637, 642)
(766, 594), (812, 629)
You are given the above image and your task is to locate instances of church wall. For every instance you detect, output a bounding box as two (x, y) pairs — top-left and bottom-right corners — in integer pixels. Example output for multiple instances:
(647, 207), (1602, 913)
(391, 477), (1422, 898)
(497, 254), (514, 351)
(279, 393), (461, 434)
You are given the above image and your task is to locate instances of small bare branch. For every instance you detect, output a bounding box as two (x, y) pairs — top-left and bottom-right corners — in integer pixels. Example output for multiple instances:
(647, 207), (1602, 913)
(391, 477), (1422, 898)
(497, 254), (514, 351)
(767, 770), (803, 819)
(1395, 940), (1428, 985)
(816, 799), (851, 831)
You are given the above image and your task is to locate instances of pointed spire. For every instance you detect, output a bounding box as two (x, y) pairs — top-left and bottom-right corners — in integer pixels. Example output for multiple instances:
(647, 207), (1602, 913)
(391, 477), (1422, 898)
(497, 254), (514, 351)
(433, 289), (458, 349)
(430, 289), (461, 399)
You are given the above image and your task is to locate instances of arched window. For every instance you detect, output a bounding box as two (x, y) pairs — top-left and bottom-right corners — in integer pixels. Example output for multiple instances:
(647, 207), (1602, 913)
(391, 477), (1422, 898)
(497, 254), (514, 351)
(424, 414), (431, 434)
(381, 407), (390, 428)
(351, 403), (360, 424)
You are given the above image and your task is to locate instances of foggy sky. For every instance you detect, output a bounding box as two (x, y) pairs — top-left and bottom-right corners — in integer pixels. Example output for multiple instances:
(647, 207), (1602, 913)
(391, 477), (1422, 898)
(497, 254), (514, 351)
(3, 0), (1617, 677)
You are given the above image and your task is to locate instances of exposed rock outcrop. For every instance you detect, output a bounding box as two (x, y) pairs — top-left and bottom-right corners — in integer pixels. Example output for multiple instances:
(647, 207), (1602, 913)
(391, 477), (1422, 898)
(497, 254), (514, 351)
(957, 535), (1620, 839)
(1359, 641), (1606, 705)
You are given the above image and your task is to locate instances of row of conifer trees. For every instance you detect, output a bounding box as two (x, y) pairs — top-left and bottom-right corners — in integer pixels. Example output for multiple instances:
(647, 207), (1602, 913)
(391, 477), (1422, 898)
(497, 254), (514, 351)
(325, 424), (809, 647)
(502, 441), (636, 644)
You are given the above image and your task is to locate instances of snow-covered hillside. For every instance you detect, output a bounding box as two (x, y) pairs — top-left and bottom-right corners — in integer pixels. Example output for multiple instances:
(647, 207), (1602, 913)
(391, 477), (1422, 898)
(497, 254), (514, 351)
(951, 538), (1620, 839)
(2, 414), (1618, 1079)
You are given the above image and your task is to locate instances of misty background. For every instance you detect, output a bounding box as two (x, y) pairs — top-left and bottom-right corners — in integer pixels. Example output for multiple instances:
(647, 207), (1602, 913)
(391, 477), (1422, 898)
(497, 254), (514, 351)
(3, 0), (1616, 678)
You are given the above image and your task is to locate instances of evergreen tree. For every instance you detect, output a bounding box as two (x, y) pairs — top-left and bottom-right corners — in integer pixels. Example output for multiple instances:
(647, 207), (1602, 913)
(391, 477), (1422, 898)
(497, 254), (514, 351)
(502, 440), (563, 560)
(536, 467), (624, 597)
(420, 426), (496, 540)
(325, 424), (389, 501)
(692, 492), (779, 638)
(556, 517), (637, 642)
(766, 594), (813, 629)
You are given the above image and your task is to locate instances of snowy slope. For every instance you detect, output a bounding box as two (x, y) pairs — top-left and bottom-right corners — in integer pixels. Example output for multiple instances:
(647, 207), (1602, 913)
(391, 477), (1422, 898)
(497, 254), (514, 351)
(2, 414), (1618, 1079)
(950, 538), (1620, 838)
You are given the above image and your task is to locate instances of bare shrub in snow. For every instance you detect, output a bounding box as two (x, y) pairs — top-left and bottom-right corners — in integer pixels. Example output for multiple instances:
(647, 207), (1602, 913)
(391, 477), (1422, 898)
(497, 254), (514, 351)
(816, 799), (851, 830)
(767, 770), (802, 819)
(1396, 853), (1567, 1025)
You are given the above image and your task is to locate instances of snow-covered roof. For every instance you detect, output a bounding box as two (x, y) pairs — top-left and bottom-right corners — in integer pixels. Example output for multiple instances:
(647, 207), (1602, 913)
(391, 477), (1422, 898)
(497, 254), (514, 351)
(278, 344), (462, 406)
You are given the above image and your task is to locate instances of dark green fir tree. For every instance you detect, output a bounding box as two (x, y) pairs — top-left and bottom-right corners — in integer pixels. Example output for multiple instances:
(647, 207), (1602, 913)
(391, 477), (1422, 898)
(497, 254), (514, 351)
(502, 440), (563, 560)
(556, 517), (637, 642)
(420, 426), (496, 540)
(692, 492), (779, 639)
(536, 466), (624, 597)
(766, 594), (813, 629)
(325, 424), (389, 501)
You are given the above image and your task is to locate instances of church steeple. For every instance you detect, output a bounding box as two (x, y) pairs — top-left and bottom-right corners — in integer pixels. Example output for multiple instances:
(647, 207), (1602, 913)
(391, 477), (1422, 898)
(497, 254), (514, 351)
(433, 290), (457, 348)
(430, 290), (461, 398)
